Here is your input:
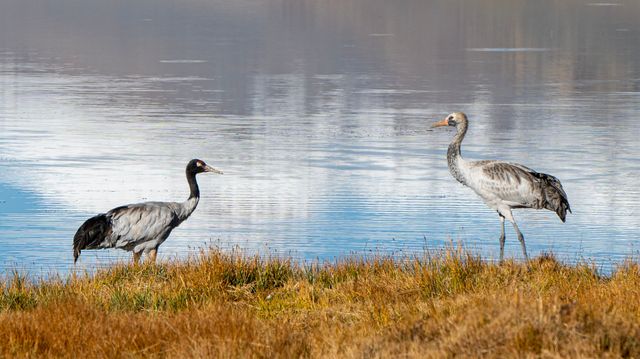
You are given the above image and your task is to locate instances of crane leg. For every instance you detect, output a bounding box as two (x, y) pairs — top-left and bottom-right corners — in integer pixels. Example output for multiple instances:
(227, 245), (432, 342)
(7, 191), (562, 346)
(511, 221), (529, 261)
(133, 251), (142, 266)
(499, 208), (529, 261)
(498, 214), (506, 262)
(148, 248), (158, 264)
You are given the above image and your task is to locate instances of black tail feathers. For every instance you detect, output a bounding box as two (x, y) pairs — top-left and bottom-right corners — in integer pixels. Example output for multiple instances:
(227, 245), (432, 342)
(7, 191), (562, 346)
(73, 214), (111, 263)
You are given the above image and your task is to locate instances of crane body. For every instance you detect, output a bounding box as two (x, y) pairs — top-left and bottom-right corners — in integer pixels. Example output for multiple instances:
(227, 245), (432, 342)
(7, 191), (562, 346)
(433, 112), (571, 260)
(73, 159), (222, 264)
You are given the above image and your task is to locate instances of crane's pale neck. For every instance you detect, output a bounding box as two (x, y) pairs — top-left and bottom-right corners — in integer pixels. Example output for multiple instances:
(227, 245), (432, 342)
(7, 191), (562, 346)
(447, 121), (468, 185)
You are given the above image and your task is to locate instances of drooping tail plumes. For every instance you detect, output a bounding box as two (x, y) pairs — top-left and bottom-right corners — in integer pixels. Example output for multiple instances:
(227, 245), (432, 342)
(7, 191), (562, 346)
(534, 172), (571, 222)
(73, 214), (111, 263)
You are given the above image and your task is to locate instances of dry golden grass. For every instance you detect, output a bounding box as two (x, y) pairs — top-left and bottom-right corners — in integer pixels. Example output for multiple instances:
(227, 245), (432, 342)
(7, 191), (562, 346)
(1, 247), (639, 358)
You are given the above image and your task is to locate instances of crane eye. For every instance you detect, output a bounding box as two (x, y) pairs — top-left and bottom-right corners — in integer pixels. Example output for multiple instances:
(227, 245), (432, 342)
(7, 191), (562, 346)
(448, 116), (453, 120)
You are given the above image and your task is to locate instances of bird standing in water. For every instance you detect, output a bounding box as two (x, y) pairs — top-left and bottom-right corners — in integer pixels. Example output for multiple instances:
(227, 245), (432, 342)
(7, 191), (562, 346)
(73, 159), (222, 264)
(432, 112), (571, 260)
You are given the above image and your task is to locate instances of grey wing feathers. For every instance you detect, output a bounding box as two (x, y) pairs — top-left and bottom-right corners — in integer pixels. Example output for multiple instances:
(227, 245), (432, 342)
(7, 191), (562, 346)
(476, 161), (571, 221)
(107, 203), (180, 250)
(73, 202), (181, 261)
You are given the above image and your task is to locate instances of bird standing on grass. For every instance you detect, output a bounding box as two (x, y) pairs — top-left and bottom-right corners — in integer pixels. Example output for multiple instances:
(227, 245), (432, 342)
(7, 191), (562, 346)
(431, 112), (571, 261)
(73, 159), (223, 264)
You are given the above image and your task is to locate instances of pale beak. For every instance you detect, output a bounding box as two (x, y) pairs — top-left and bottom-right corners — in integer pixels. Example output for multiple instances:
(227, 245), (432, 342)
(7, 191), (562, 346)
(203, 165), (223, 174)
(431, 118), (449, 128)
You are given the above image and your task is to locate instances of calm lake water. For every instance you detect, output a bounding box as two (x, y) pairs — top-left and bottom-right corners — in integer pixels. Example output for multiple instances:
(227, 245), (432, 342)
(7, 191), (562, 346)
(1, 0), (639, 276)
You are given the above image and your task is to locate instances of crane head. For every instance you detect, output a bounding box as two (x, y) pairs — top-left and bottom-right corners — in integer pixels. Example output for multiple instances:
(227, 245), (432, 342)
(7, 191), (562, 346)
(431, 112), (467, 128)
(188, 159), (224, 175)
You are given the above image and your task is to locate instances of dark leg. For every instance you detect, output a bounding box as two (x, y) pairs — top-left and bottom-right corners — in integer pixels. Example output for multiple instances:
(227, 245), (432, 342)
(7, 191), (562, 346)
(511, 221), (529, 261)
(498, 213), (506, 262)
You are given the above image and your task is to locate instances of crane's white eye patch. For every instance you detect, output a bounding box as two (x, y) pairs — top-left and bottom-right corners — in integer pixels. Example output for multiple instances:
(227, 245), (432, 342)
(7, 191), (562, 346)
(196, 161), (203, 167)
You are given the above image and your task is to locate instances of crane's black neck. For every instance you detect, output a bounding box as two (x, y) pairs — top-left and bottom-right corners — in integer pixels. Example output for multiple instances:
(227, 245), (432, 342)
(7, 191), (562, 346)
(186, 169), (200, 199)
(447, 121), (468, 185)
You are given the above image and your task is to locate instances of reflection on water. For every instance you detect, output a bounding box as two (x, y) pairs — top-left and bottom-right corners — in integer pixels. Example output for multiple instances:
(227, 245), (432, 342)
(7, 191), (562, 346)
(1, 0), (639, 275)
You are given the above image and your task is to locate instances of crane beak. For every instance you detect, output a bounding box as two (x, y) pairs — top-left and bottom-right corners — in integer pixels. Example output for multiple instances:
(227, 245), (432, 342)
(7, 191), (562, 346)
(204, 165), (223, 174)
(431, 118), (449, 128)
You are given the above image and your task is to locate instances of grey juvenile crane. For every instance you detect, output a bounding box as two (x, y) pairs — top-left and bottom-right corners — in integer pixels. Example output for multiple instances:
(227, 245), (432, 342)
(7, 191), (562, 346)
(73, 159), (222, 264)
(432, 112), (571, 260)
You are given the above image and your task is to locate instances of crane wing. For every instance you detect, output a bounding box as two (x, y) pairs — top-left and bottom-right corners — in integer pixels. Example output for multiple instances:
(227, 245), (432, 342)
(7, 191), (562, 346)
(106, 203), (180, 250)
(468, 161), (543, 208)
(465, 160), (570, 221)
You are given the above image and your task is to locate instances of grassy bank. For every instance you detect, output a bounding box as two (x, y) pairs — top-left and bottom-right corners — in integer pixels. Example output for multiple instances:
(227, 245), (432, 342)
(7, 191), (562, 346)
(1, 247), (639, 358)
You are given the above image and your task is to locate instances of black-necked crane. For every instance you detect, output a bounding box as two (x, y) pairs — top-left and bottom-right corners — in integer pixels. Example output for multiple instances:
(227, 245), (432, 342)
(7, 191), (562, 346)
(431, 112), (571, 261)
(73, 159), (222, 264)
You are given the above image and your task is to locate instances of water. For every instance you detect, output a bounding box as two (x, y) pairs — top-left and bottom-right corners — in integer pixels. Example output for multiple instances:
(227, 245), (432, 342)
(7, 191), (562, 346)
(1, 0), (639, 276)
